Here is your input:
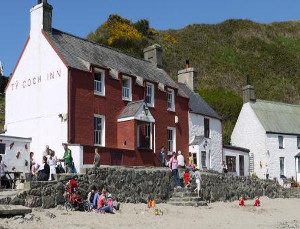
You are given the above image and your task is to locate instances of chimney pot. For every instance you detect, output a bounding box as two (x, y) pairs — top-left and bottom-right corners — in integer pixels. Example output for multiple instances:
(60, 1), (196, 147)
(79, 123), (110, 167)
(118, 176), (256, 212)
(242, 84), (256, 103)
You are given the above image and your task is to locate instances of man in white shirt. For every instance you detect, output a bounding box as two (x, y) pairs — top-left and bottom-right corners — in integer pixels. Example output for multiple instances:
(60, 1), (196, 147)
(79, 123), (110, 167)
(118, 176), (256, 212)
(177, 151), (185, 168)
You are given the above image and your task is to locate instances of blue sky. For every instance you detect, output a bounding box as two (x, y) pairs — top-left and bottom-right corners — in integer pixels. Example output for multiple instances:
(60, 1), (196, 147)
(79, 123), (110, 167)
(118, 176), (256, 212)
(0, 0), (299, 75)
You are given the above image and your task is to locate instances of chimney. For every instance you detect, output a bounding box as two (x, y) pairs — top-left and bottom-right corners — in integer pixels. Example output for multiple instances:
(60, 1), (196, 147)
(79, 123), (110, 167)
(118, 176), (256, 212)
(30, 0), (53, 37)
(143, 44), (163, 68)
(243, 85), (256, 103)
(177, 60), (198, 91)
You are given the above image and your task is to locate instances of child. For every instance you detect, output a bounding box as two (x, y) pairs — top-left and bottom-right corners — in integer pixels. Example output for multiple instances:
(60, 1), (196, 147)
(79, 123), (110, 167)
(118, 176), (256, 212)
(183, 169), (190, 187)
(239, 196), (245, 207)
(147, 194), (156, 209)
(254, 196), (260, 207)
(193, 167), (202, 198)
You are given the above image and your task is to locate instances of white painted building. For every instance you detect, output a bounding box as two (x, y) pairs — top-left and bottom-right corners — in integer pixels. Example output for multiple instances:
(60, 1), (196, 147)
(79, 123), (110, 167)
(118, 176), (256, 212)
(0, 135), (31, 175)
(178, 67), (223, 172)
(5, 2), (68, 166)
(231, 85), (300, 183)
(223, 145), (250, 176)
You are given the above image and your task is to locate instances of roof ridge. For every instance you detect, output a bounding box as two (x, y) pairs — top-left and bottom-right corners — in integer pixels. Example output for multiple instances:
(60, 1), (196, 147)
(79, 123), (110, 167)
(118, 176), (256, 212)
(256, 99), (300, 107)
(51, 28), (154, 66)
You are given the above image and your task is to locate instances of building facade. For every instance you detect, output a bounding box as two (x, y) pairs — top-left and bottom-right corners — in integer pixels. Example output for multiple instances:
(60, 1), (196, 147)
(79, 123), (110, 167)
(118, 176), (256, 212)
(5, 1), (190, 169)
(178, 66), (223, 173)
(231, 85), (300, 182)
(223, 145), (250, 176)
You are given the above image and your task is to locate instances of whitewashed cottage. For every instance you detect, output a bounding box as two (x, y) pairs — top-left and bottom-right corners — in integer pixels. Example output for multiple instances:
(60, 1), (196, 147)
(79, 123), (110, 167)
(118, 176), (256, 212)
(178, 64), (223, 172)
(231, 84), (300, 183)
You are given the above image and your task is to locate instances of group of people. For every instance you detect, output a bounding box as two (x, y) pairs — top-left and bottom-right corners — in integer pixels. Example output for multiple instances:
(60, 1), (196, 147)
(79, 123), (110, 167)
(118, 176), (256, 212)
(159, 146), (202, 197)
(30, 143), (77, 181)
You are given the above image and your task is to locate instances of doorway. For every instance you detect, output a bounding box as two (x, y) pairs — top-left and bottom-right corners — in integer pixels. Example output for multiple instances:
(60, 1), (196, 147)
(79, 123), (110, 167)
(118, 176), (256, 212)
(239, 155), (244, 176)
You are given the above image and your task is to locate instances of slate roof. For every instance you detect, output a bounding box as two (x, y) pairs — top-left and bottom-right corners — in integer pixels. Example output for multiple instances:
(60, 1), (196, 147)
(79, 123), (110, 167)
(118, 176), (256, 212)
(250, 100), (300, 135)
(189, 135), (205, 146)
(118, 100), (145, 119)
(46, 29), (187, 97)
(178, 83), (221, 120)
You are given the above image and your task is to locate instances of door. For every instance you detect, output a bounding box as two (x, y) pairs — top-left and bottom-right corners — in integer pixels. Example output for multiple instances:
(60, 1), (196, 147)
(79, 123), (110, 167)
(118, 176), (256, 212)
(239, 155), (244, 176)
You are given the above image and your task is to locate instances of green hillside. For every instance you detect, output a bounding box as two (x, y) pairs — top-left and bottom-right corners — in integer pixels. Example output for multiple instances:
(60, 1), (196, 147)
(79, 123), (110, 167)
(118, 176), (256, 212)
(88, 16), (300, 144)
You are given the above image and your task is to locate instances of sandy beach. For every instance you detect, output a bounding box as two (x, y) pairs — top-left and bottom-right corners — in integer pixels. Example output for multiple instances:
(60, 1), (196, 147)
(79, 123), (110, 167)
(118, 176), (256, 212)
(0, 197), (299, 229)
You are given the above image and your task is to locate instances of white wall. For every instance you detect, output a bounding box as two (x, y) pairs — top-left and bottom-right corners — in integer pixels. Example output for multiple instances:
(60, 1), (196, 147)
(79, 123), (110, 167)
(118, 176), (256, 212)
(231, 103), (267, 179)
(266, 134), (299, 180)
(189, 112), (223, 172)
(223, 148), (249, 176)
(0, 136), (31, 174)
(5, 32), (68, 165)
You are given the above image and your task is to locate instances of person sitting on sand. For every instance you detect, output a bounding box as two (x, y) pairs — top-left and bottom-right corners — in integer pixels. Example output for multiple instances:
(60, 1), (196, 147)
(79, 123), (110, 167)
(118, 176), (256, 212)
(254, 196), (260, 207)
(87, 185), (97, 204)
(93, 187), (101, 209)
(97, 189), (114, 214)
(239, 196), (245, 207)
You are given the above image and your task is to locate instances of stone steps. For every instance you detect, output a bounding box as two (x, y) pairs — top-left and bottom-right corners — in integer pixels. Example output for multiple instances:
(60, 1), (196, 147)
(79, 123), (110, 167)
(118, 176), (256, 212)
(167, 188), (207, 207)
(168, 201), (208, 207)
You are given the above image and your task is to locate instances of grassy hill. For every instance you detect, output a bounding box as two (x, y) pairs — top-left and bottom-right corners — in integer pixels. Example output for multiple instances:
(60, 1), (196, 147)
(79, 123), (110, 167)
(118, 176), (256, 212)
(88, 17), (300, 144)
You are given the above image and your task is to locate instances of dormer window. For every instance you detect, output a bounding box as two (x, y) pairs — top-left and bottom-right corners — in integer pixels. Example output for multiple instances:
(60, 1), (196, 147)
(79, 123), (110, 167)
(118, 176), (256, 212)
(167, 88), (175, 111)
(122, 76), (132, 101)
(145, 82), (154, 107)
(94, 69), (105, 96)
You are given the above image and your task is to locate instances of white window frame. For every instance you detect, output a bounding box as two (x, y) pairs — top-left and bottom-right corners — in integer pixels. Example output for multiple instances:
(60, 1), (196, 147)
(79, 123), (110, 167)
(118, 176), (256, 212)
(94, 114), (105, 147)
(94, 69), (105, 96)
(122, 76), (132, 101)
(167, 88), (175, 111)
(167, 127), (176, 154)
(145, 82), (155, 107)
(137, 123), (153, 150)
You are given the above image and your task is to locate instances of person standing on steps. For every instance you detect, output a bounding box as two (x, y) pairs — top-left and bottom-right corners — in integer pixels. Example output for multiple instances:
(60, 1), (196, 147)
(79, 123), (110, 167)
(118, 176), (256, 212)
(61, 143), (74, 173)
(194, 167), (202, 197)
(169, 152), (181, 188)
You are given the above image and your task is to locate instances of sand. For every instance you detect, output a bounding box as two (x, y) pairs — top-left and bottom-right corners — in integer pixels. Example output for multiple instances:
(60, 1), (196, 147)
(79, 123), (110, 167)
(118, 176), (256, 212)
(0, 197), (299, 229)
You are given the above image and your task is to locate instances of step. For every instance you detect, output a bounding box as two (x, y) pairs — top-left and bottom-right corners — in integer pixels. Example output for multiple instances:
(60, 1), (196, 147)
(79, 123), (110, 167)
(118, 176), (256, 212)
(169, 197), (203, 202)
(168, 201), (208, 207)
(0, 205), (32, 217)
(172, 192), (198, 198)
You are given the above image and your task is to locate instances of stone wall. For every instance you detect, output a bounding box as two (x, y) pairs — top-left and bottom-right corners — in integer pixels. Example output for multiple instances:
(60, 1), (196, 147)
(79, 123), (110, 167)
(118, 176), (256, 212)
(4, 167), (297, 209)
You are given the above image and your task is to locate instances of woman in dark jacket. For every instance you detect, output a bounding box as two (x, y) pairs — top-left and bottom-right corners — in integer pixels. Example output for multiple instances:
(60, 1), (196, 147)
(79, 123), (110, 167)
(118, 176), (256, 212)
(38, 156), (50, 181)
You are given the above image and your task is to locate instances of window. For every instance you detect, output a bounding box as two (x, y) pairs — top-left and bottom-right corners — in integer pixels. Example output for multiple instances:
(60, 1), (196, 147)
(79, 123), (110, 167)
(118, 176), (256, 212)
(278, 136), (284, 149)
(167, 89), (175, 111)
(204, 118), (210, 138)
(298, 158), (300, 173)
(167, 127), (176, 154)
(137, 123), (152, 149)
(122, 76), (132, 101)
(94, 115), (105, 146)
(226, 156), (236, 172)
(201, 151), (207, 169)
(297, 136), (300, 149)
(145, 83), (154, 107)
(280, 157), (285, 177)
(94, 70), (105, 96)
(0, 143), (5, 154)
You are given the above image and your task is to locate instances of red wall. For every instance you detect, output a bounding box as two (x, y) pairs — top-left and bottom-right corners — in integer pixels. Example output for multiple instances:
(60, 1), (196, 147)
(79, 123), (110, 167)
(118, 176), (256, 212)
(69, 67), (189, 166)
(117, 120), (136, 150)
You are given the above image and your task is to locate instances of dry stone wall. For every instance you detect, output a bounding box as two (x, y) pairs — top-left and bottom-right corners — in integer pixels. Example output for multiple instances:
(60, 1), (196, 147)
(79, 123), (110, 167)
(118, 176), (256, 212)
(4, 167), (297, 209)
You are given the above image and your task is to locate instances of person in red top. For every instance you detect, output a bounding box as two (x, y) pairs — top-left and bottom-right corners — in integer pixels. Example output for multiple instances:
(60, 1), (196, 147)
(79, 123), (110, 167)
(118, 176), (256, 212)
(254, 196), (260, 207)
(68, 176), (78, 194)
(239, 196), (245, 207)
(183, 169), (190, 187)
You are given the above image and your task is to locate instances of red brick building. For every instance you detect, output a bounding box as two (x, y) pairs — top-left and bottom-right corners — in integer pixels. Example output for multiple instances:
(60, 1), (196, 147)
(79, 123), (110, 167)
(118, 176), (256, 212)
(5, 1), (190, 168)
